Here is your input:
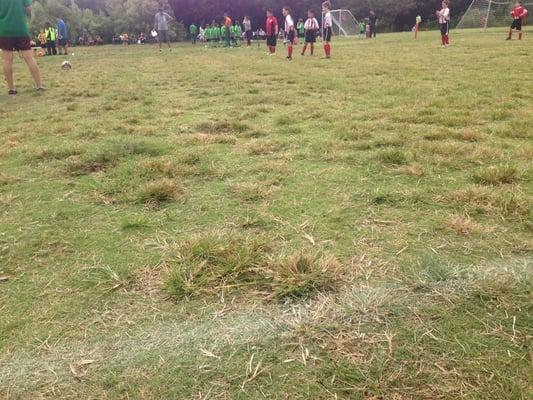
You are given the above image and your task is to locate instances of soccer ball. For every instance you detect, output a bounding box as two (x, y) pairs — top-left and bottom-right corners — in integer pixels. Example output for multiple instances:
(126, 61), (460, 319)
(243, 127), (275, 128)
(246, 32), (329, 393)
(61, 61), (72, 70)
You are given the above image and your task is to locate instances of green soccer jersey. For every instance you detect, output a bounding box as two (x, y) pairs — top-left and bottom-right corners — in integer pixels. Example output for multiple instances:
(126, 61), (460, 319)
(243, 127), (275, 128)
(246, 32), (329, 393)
(190, 24), (197, 34)
(235, 25), (242, 36)
(230, 25), (235, 35)
(0, 0), (32, 37)
(297, 22), (304, 35)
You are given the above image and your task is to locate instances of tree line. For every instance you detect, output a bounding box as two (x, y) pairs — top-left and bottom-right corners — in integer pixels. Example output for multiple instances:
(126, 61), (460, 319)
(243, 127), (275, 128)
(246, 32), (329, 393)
(32, 0), (474, 43)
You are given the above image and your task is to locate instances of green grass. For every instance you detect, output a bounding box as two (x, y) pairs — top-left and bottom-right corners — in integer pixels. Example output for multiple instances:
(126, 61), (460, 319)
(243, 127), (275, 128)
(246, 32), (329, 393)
(1, 28), (532, 399)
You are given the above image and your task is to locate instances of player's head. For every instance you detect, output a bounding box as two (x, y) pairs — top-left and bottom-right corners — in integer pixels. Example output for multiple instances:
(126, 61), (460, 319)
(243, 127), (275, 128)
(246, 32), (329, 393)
(282, 6), (291, 17)
(266, 9), (273, 17)
(308, 9), (315, 18)
(322, 1), (331, 12)
(442, 0), (449, 7)
(515, 0), (521, 5)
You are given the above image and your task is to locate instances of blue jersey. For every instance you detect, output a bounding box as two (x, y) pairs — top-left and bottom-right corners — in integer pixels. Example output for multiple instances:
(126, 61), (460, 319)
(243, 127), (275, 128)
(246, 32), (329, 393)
(57, 19), (67, 40)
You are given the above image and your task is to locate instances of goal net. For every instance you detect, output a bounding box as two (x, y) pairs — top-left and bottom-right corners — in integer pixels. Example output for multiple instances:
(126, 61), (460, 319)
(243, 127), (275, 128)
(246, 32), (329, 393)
(325, 9), (359, 36)
(456, 0), (531, 30)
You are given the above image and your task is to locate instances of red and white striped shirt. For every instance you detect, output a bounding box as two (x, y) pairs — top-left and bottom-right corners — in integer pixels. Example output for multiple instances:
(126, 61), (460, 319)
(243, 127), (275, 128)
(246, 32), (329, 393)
(285, 15), (294, 32)
(438, 7), (450, 24)
(323, 11), (332, 29)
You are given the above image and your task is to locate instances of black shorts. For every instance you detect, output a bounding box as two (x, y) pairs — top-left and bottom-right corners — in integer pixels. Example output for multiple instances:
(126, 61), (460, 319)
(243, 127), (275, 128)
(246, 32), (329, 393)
(287, 30), (295, 44)
(323, 27), (332, 42)
(245, 30), (252, 40)
(440, 22), (449, 36)
(0, 36), (31, 51)
(158, 30), (169, 42)
(58, 38), (67, 46)
(511, 18), (522, 30)
(305, 30), (316, 43)
(266, 35), (277, 47)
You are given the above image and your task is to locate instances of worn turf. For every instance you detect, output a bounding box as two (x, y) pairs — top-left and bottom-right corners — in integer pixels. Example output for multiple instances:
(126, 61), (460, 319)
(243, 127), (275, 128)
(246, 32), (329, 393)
(1, 28), (532, 399)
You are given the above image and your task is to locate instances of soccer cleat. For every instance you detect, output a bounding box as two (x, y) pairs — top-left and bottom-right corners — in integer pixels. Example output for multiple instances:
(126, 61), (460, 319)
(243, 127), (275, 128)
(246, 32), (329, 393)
(286, 56), (292, 60)
(8, 90), (17, 96)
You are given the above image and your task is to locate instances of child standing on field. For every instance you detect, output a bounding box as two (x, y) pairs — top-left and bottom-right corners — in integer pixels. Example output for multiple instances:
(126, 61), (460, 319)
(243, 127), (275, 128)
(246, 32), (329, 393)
(507, 1), (528, 40)
(301, 9), (319, 56)
(359, 20), (365, 39)
(265, 9), (279, 55)
(322, 1), (332, 58)
(414, 15), (422, 39)
(282, 6), (295, 60)
(437, 0), (450, 47)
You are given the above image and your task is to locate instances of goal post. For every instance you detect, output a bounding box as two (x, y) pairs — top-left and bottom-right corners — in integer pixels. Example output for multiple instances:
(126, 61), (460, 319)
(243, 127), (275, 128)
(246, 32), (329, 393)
(324, 9), (359, 37)
(456, 0), (531, 30)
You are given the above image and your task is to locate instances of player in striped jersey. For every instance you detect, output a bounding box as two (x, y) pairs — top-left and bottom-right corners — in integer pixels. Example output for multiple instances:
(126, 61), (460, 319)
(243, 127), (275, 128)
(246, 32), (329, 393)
(322, 1), (332, 59)
(282, 6), (295, 60)
(301, 9), (319, 56)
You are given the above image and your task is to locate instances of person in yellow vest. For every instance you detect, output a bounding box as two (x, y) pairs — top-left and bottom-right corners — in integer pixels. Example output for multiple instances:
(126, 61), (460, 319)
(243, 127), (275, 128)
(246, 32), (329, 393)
(44, 21), (57, 55)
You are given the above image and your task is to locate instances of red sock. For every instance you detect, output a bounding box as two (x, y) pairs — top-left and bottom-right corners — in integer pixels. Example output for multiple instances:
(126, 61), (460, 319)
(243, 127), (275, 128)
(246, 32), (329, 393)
(288, 46), (293, 58)
(301, 44), (307, 55)
(445, 35), (449, 45)
(325, 43), (331, 56)
(441, 36), (445, 45)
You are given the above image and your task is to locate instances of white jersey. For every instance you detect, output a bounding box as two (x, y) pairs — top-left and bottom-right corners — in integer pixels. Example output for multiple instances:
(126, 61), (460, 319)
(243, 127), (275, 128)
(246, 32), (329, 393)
(304, 18), (319, 30)
(323, 11), (332, 29)
(438, 7), (450, 24)
(285, 15), (294, 32)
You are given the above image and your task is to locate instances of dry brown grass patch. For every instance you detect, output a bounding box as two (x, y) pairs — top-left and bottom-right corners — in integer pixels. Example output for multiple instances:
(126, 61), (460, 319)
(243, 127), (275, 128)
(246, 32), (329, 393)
(137, 178), (184, 205)
(445, 215), (485, 235)
(183, 133), (237, 145)
(396, 163), (424, 177)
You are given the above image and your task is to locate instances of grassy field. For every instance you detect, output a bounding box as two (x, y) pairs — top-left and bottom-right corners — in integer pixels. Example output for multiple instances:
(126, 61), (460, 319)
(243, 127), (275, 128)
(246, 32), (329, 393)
(1, 28), (532, 399)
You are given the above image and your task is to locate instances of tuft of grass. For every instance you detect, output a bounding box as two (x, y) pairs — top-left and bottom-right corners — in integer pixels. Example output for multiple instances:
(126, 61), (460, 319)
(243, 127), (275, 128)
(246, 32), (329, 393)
(377, 149), (408, 165)
(66, 141), (162, 176)
(137, 178), (184, 205)
(267, 252), (342, 300)
(472, 165), (522, 185)
(31, 145), (83, 161)
(138, 159), (181, 179)
(165, 233), (269, 299)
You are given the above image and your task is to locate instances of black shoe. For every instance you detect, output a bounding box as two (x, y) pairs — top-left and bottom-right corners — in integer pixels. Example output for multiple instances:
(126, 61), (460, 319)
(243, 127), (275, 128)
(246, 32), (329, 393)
(8, 90), (17, 96)
(286, 56), (292, 60)
(36, 87), (45, 92)
(505, 37), (511, 40)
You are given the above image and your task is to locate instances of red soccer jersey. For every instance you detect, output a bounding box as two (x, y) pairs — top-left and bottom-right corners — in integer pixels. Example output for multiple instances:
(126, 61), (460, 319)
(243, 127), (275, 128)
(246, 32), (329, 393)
(266, 16), (278, 36)
(512, 6), (526, 19)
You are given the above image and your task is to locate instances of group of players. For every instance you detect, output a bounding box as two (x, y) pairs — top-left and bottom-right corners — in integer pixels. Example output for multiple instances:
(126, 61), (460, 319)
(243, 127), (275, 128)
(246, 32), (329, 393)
(196, 1), (334, 59)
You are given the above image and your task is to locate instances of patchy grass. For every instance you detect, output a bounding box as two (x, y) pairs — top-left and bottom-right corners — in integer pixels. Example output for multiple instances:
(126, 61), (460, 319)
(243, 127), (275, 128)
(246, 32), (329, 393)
(473, 165), (523, 185)
(1, 29), (532, 399)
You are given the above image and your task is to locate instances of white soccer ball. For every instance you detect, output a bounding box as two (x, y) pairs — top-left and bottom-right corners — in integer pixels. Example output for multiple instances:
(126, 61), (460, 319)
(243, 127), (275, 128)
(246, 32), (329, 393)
(61, 61), (72, 70)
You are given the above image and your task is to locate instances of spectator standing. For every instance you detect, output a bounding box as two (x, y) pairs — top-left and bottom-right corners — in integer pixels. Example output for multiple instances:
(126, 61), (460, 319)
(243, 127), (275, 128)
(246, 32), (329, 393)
(56, 17), (68, 55)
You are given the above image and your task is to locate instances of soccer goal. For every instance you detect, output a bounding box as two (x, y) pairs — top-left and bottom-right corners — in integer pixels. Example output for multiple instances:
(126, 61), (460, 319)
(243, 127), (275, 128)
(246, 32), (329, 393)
(325, 9), (359, 36)
(456, 0), (531, 30)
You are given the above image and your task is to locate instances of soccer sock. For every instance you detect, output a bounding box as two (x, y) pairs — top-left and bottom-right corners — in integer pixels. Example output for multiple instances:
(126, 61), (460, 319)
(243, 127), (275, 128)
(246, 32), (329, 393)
(301, 44), (307, 55)
(310, 43), (314, 55)
(324, 43), (331, 56)
(445, 35), (449, 45)
(519, 32), (522, 40)
(288, 45), (293, 58)
(441, 36), (445, 45)
(508, 30), (512, 39)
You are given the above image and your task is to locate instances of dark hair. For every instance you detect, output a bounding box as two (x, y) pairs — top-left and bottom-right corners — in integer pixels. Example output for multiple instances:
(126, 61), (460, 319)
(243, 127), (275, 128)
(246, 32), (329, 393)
(283, 6), (291, 13)
(322, 1), (331, 9)
(308, 9), (315, 15)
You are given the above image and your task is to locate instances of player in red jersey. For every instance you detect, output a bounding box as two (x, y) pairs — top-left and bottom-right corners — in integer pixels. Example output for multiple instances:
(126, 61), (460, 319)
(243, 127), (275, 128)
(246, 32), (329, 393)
(507, 1), (528, 40)
(265, 9), (279, 55)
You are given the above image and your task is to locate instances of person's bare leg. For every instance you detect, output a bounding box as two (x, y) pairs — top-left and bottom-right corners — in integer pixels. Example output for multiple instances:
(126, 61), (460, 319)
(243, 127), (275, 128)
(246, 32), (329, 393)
(20, 50), (43, 89)
(2, 50), (15, 91)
